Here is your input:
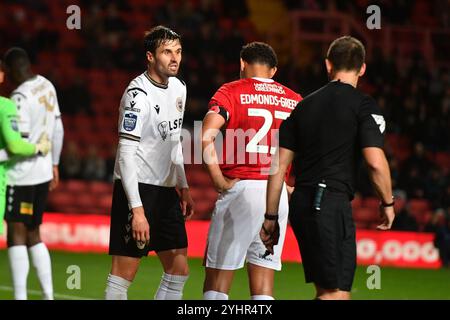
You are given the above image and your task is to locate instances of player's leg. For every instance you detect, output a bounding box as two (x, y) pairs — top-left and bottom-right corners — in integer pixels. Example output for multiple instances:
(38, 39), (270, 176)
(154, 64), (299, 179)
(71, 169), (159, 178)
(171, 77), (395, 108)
(5, 185), (34, 300)
(106, 180), (145, 300)
(246, 181), (289, 300)
(203, 267), (235, 300)
(154, 248), (189, 300)
(247, 264), (274, 300)
(152, 186), (190, 300)
(105, 255), (141, 300)
(203, 181), (249, 300)
(26, 181), (53, 300)
(6, 222), (29, 300)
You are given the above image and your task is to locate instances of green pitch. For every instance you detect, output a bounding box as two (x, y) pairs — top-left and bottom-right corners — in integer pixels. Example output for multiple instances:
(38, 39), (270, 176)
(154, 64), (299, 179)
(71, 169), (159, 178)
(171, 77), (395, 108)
(0, 250), (449, 300)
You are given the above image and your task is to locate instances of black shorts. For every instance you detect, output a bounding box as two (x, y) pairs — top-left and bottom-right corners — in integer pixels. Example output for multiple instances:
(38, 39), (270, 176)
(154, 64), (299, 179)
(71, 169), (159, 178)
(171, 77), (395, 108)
(4, 181), (50, 228)
(109, 180), (188, 258)
(289, 187), (356, 292)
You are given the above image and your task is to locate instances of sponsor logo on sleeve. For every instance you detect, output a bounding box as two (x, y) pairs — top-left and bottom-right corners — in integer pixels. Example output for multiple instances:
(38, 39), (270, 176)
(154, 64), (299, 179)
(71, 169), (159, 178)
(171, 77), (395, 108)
(123, 113), (137, 131)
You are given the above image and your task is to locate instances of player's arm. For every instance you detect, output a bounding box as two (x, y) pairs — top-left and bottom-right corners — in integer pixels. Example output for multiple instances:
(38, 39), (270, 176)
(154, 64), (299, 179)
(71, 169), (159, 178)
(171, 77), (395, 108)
(358, 96), (395, 230)
(49, 110), (64, 191)
(201, 110), (239, 192)
(1, 97), (50, 159)
(175, 88), (194, 219)
(117, 90), (149, 244)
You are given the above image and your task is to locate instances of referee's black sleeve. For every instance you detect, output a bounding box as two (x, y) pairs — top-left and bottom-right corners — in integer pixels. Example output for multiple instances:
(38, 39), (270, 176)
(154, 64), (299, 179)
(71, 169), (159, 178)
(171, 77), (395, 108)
(279, 107), (299, 152)
(357, 96), (385, 148)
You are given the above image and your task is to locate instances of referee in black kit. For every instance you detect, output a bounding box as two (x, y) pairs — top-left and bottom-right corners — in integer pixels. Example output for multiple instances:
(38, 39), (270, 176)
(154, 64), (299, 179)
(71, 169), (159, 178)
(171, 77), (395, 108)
(260, 36), (395, 300)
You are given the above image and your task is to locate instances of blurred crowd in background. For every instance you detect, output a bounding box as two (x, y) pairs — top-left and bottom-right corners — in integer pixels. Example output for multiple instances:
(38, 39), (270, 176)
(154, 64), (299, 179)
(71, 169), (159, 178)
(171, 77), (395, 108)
(0, 0), (449, 255)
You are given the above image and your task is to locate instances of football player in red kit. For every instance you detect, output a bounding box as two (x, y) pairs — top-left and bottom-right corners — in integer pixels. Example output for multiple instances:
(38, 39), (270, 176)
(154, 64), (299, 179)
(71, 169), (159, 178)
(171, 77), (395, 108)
(201, 42), (302, 300)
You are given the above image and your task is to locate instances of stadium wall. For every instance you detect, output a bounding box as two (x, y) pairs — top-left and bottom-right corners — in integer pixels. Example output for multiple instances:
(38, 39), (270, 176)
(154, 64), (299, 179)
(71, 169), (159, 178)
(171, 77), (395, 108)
(0, 213), (441, 269)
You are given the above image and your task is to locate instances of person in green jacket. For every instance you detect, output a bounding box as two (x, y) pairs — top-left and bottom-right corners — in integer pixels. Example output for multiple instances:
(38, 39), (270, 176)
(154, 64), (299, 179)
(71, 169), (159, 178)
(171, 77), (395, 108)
(0, 60), (51, 235)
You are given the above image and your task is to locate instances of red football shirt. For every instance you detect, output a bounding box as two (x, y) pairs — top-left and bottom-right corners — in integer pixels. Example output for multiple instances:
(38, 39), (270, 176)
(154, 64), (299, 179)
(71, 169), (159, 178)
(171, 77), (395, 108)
(208, 77), (302, 180)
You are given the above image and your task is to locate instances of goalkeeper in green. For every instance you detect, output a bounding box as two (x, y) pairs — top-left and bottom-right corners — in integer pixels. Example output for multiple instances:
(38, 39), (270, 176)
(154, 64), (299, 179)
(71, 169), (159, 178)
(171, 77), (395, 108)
(0, 62), (51, 235)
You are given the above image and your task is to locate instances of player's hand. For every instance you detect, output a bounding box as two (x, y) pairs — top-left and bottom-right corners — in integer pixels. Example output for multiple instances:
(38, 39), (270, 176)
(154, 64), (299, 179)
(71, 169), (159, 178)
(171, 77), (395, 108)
(180, 188), (195, 220)
(377, 206), (395, 230)
(286, 185), (295, 199)
(131, 206), (150, 245)
(215, 176), (240, 193)
(35, 132), (51, 156)
(260, 218), (280, 255)
(49, 165), (59, 191)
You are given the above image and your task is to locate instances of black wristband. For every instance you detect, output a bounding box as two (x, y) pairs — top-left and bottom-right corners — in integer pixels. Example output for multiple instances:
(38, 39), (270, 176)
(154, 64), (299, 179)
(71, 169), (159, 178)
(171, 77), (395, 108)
(264, 213), (278, 220)
(380, 198), (395, 207)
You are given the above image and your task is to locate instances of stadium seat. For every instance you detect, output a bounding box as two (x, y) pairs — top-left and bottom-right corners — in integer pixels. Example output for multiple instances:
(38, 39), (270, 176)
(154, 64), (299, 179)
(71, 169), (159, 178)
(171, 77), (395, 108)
(64, 180), (88, 194)
(408, 199), (430, 218)
(353, 207), (379, 223)
(88, 181), (113, 195)
(362, 197), (380, 209)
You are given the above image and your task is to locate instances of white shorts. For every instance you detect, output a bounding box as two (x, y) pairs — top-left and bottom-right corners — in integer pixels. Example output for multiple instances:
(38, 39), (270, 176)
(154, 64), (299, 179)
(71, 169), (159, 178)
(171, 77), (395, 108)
(205, 180), (289, 271)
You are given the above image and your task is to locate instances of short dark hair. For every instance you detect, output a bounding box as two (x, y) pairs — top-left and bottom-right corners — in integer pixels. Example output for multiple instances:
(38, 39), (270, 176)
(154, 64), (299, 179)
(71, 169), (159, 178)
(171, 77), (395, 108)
(144, 26), (181, 54)
(3, 47), (30, 69)
(326, 36), (365, 73)
(240, 42), (278, 68)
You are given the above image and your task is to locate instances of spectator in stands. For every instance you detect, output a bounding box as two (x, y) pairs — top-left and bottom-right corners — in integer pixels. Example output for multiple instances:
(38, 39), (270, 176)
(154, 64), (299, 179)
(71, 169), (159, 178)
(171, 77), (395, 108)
(105, 145), (117, 183)
(82, 145), (106, 181)
(60, 76), (92, 115)
(60, 141), (82, 179)
(433, 209), (450, 268)
(391, 192), (418, 232)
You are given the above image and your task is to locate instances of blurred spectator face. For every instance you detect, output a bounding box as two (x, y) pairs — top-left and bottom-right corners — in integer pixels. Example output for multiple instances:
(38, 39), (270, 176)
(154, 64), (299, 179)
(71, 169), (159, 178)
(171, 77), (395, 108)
(414, 142), (425, 157)
(394, 197), (406, 212)
(149, 39), (182, 78)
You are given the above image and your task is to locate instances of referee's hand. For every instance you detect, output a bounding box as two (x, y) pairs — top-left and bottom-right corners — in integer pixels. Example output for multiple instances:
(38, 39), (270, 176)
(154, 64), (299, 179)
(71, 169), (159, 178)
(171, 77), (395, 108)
(377, 206), (395, 230)
(131, 206), (150, 245)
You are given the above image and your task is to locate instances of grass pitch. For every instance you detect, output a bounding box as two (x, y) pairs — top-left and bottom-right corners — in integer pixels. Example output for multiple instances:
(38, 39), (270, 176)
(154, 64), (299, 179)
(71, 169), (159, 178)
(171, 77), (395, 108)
(0, 250), (449, 300)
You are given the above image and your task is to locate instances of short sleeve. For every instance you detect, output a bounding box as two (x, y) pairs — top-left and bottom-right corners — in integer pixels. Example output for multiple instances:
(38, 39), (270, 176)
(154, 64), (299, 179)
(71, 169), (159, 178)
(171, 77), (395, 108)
(357, 96), (385, 148)
(208, 84), (234, 121)
(10, 92), (30, 136)
(118, 88), (149, 142)
(279, 105), (300, 152)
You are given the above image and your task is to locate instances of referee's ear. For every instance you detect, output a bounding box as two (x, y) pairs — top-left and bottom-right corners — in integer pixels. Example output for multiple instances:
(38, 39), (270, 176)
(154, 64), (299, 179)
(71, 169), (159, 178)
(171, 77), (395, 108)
(358, 63), (366, 77)
(325, 59), (333, 75)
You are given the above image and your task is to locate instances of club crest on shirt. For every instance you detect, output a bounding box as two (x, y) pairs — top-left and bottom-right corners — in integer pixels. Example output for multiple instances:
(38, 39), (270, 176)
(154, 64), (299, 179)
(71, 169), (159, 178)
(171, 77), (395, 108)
(158, 121), (168, 141)
(176, 97), (183, 112)
(10, 118), (19, 132)
(123, 113), (137, 131)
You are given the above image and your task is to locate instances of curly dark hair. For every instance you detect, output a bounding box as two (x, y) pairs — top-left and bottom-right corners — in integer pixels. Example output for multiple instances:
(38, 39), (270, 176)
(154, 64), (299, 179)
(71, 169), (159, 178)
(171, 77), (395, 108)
(240, 42), (278, 68)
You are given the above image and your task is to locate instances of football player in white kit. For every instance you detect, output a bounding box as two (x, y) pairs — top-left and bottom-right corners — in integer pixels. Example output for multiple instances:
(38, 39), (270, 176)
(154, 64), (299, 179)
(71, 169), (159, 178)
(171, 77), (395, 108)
(3, 47), (64, 300)
(105, 26), (195, 300)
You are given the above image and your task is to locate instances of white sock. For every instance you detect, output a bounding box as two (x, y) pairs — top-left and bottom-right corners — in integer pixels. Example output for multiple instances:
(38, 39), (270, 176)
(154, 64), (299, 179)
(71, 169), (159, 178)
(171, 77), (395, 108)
(203, 290), (229, 300)
(105, 274), (131, 300)
(28, 243), (53, 300)
(8, 245), (29, 300)
(154, 272), (188, 300)
(251, 294), (274, 300)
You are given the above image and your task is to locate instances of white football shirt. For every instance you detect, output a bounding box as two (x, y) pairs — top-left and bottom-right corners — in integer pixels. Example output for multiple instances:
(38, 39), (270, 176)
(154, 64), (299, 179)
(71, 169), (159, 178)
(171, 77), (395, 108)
(8, 75), (62, 186)
(114, 72), (188, 188)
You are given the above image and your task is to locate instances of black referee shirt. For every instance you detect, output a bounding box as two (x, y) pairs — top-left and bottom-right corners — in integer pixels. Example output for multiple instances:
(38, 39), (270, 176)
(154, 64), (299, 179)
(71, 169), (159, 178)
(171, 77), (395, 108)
(279, 80), (385, 197)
